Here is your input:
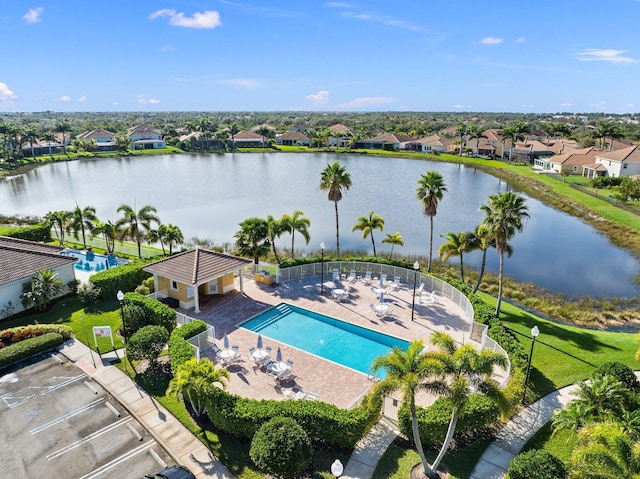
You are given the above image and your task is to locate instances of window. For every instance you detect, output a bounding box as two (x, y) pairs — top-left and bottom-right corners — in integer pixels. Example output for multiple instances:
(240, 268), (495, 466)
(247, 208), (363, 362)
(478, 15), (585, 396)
(171, 280), (178, 291)
(623, 163), (628, 169)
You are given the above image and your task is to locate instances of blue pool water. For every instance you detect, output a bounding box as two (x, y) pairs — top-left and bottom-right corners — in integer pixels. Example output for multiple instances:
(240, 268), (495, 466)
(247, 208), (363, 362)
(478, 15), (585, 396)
(60, 248), (127, 273)
(241, 303), (410, 377)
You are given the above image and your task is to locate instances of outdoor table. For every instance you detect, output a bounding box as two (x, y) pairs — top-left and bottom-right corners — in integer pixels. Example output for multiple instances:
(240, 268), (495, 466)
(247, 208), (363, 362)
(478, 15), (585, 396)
(251, 349), (269, 362)
(372, 287), (385, 295)
(269, 361), (290, 375)
(331, 288), (346, 299)
(373, 303), (390, 314)
(218, 349), (237, 361)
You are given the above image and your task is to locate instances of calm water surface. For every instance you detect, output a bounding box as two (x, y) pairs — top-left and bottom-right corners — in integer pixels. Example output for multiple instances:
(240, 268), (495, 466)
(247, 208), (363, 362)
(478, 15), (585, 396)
(0, 152), (637, 298)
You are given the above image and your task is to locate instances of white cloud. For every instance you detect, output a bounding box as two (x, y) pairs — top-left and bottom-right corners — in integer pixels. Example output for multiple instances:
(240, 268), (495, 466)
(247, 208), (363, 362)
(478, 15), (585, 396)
(480, 36), (503, 45)
(627, 103), (635, 107)
(158, 45), (175, 52)
(23, 7), (44, 24)
(112, 101), (119, 105)
(150, 9), (222, 29)
(559, 102), (573, 107)
(218, 78), (260, 89)
(58, 95), (70, 102)
(337, 97), (395, 110)
(0, 82), (17, 101)
(453, 104), (471, 109)
(516, 37), (526, 43)
(137, 98), (160, 104)
(324, 2), (353, 7)
(77, 96), (86, 102)
(305, 90), (329, 106)
(576, 49), (637, 64)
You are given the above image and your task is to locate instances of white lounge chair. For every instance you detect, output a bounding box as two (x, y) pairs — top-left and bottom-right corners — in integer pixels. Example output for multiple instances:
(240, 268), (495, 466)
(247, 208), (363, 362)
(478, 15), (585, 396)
(420, 291), (437, 305)
(361, 271), (372, 284)
(347, 270), (357, 283)
(414, 283), (425, 296)
(332, 268), (340, 282)
(389, 276), (402, 291)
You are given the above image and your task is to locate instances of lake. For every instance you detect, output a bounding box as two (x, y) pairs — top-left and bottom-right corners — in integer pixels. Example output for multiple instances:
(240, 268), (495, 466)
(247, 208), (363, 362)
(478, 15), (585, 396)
(0, 152), (637, 298)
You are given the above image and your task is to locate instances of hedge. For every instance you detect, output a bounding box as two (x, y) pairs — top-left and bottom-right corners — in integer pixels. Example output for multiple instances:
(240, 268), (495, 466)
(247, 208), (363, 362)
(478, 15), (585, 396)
(168, 331), (196, 374)
(398, 395), (500, 448)
(206, 386), (380, 449)
(506, 449), (567, 479)
(89, 261), (152, 300)
(0, 324), (73, 347)
(173, 320), (207, 340)
(122, 292), (177, 334)
(4, 223), (52, 242)
(0, 332), (64, 367)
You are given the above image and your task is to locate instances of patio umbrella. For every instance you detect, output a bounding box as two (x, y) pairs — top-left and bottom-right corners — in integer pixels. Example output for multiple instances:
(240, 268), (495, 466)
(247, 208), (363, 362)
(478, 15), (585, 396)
(379, 276), (384, 288)
(223, 333), (229, 349)
(256, 334), (263, 349)
(379, 290), (385, 303)
(276, 347), (282, 362)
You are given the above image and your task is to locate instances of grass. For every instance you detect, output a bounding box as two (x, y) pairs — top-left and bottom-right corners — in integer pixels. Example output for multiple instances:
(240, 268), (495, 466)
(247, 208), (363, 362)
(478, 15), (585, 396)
(521, 421), (577, 465)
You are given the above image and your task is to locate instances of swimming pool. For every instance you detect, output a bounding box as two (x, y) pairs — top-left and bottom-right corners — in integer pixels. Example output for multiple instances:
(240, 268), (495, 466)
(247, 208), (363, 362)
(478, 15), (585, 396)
(241, 303), (410, 377)
(60, 248), (127, 273)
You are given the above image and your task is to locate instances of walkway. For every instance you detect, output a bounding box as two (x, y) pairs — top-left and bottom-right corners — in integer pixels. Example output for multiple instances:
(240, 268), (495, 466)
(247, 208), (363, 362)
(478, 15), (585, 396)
(57, 339), (235, 479)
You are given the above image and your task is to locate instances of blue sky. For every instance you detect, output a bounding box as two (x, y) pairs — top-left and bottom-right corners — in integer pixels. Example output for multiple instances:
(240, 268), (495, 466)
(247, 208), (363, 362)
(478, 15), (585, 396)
(2, 1), (640, 113)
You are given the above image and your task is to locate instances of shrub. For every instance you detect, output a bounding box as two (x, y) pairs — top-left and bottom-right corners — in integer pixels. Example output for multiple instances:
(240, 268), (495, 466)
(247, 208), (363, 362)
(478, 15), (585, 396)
(0, 332), (64, 367)
(249, 417), (312, 478)
(90, 261), (152, 300)
(4, 223), (52, 242)
(168, 331), (195, 374)
(174, 320), (207, 340)
(141, 276), (155, 292)
(398, 395), (500, 448)
(121, 292), (177, 335)
(77, 281), (102, 305)
(592, 361), (640, 391)
(134, 284), (151, 296)
(0, 324), (73, 348)
(127, 325), (169, 366)
(506, 449), (567, 479)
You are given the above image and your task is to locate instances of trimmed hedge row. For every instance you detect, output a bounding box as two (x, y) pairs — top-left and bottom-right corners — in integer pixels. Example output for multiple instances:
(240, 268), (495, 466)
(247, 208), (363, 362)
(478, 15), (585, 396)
(206, 387), (380, 449)
(123, 292), (177, 334)
(173, 320), (207, 340)
(4, 223), (52, 242)
(280, 255), (415, 270)
(167, 320), (207, 373)
(0, 324), (73, 347)
(398, 395), (500, 448)
(0, 332), (64, 367)
(90, 261), (152, 300)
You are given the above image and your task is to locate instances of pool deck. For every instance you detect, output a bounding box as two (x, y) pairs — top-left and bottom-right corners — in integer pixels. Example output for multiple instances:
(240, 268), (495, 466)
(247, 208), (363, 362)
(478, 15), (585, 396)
(176, 274), (486, 411)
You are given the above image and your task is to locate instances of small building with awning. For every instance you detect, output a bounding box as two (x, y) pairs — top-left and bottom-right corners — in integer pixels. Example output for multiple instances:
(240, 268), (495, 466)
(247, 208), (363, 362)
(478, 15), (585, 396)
(143, 248), (252, 313)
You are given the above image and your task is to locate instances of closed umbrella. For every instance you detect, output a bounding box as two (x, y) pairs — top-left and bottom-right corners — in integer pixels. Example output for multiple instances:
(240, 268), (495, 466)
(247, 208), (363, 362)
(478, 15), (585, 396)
(379, 275), (384, 288)
(223, 333), (229, 349)
(256, 334), (263, 349)
(379, 290), (385, 303)
(276, 347), (282, 362)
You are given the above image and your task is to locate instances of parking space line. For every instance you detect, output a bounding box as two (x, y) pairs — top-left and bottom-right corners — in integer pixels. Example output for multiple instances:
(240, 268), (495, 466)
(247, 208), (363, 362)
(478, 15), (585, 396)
(77, 441), (156, 479)
(46, 416), (133, 460)
(149, 448), (167, 468)
(2, 375), (85, 409)
(29, 397), (105, 434)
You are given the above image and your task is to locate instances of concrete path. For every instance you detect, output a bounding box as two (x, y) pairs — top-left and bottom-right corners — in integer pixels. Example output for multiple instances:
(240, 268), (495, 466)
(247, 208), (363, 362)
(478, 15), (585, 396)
(343, 419), (399, 479)
(470, 385), (579, 479)
(57, 339), (236, 479)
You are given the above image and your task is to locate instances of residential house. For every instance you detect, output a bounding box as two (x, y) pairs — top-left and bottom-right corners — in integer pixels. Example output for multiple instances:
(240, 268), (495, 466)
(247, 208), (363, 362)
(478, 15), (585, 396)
(0, 236), (77, 318)
(587, 146), (640, 178)
(327, 124), (354, 148)
(127, 125), (166, 150)
(231, 131), (267, 148)
(463, 129), (506, 158)
(21, 138), (62, 157)
(354, 133), (414, 150)
(179, 131), (224, 150)
(511, 138), (580, 163)
(289, 122), (312, 134)
(143, 248), (251, 313)
(548, 147), (600, 175)
(276, 131), (311, 146)
(75, 129), (116, 152)
(406, 135), (455, 153)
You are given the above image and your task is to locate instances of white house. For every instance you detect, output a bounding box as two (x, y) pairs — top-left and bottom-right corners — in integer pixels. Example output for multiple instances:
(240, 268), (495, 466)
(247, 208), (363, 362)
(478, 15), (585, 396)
(0, 237), (77, 318)
(127, 125), (166, 149)
(594, 146), (640, 177)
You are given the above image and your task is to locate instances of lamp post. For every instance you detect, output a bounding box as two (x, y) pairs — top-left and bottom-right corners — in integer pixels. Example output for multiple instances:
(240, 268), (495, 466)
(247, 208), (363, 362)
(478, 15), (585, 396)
(116, 290), (127, 362)
(320, 242), (325, 296)
(522, 325), (540, 404)
(331, 459), (344, 478)
(411, 261), (419, 322)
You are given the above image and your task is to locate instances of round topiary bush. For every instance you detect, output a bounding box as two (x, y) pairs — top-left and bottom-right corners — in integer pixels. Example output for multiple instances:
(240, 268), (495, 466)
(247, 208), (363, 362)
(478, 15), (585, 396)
(507, 449), (567, 479)
(592, 361), (640, 391)
(249, 417), (313, 478)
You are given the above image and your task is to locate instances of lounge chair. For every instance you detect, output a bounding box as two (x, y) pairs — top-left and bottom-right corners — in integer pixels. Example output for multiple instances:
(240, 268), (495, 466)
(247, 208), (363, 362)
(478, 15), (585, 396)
(389, 276), (402, 291)
(332, 268), (340, 282)
(420, 291), (437, 305)
(347, 270), (357, 283)
(361, 271), (372, 284)
(414, 283), (425, 296)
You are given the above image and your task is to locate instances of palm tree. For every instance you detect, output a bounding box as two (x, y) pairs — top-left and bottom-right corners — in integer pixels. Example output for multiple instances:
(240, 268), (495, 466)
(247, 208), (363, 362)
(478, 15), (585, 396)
(114, 132), (132, 151)
(266, 215), (284, 264)
(280, 210), (311, 258)
(256, 126), (273, 148)
(41, 131), (56, 156)
(416, 171), (447, 272)
(382, 231), (404, 260)
(467, 125), (486, 157)
(167, 357), (230, 417)
(352, 211), (384, 257)
(470, 224), (506, 293)
(571, 422), (640, 479)
(455, 123), (467, 156)
(162, 224), (184, 255)
(480, 192), (529, 316)
(437, 231), (475, 283)
(54, 120), (72, 155)
(371, 340), (442, 478)
(21, 268), (65, 311)
(594, 121), (621, 151)
(426, 332), (510, 475)
(234, 217), (271, 269)
(501, 121), (528, 161)
(67, 204), (97, 249)
(116, 204), (160, 259)
(24, 124), (38, 158)
(228, 122), (240, 151)
(92, 220), (118, 255)
(44, 210), (71, 245)
(319, 161), (352, 257)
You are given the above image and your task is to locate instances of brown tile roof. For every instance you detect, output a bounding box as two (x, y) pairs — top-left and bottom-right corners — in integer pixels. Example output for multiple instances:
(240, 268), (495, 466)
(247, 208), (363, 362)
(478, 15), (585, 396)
(278, 132), (310, 141)
(0, 236), (76, 286)
(410, 135), (454, 147)
(328, 124), (354, 135)
(76, 129), (115, 140)
(550, 147), (598, 166)
(596, 145), (640, 163)
(143, 248), (252, 285)
(233, 131), (265, 141)
(249, 124), (276, 132)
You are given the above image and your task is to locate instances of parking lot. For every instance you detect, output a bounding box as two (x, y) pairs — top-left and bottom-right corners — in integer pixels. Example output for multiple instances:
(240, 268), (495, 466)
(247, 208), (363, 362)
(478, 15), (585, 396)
(0, 353), (176, 479)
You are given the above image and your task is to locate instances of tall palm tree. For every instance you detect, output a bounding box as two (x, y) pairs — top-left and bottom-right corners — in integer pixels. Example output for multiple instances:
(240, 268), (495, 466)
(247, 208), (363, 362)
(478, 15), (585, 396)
(470, 224), (506, 293)
(234, 217), (271, 269)
(266, 215), (284, 264)
(228, 122), (240, 151)
(280, 210), (311, 258)
(24, 124), (38, 158)
(382, 231), (404, 260)
(467, 125), (486, 157)
(416, 171), (447, 273)
(44, 210), (71, 245)
(116, 204), (160, 259)
(54, 120), (72, 155)
(162, 223), (184, 255)
(92, 220), (118, 255)
(256, 126), (273, 148)
(67, 204), (97, 249)
(352, 211), (384, 257)
(21, 268), (65, 311)
(426, 332), (510, 474)
(480, 192), (529, 316)
(167, 357), (230, 417)
(571, 422), (640, 479)
(319, 161), (352, 257)
(371, 340), (442, 478)
(455, 123), (467, 156)
(437, 231), (475, 283)
(41, 131), (56, 156)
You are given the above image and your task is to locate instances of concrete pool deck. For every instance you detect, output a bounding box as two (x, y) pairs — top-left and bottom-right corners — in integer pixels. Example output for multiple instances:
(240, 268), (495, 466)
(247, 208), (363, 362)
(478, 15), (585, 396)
(177, 274), (484, 412)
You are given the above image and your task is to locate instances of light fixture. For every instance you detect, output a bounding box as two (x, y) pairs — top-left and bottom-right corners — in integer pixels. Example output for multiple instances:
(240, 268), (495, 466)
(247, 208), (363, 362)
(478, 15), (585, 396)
(331, 459), (344, 478)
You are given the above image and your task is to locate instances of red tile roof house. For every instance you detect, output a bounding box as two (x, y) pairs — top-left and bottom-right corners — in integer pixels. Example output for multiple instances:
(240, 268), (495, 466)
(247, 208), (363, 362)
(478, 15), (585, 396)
(275, 131), (311, 146)
(327, 124), (354, 148)
(354, 133), (415, 150)
(406, 135), (455, 153)
(127, 125), (166, 150)
(231, 131), (268, 148)
(548, 147), (600, 176)
(0, 236), (77, 318)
